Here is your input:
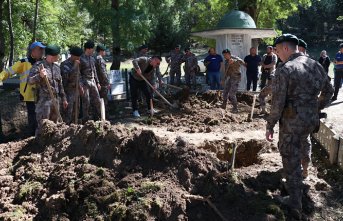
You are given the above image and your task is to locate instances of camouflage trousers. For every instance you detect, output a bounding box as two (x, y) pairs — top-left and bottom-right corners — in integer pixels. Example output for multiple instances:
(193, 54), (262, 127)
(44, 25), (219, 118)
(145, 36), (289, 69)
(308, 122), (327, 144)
(278, 116), (316, 211)
(63, 90), (78, 124)
(259, 83), (272, 108)
(35, 96), (60, 136)
(222, 77), (240, 108)
(81, 80), (101, 122)
(169, 67), (182, 85)
(185, 70), (196, 88)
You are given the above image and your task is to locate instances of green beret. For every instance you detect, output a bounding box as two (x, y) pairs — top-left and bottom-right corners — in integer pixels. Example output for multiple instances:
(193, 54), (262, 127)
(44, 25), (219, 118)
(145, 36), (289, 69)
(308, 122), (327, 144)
(96, 44), (106, 52)
(298, 39), (307, 49)
(45, 45), (60, 56)
(69, 46), (83, 56)
(274, 34), (299, 46)
(222, 49), (231, 54)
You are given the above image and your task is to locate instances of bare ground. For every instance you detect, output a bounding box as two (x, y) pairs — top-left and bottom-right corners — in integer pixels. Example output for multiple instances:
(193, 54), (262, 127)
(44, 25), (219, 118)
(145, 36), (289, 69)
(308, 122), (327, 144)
(0, 91), (342, 221)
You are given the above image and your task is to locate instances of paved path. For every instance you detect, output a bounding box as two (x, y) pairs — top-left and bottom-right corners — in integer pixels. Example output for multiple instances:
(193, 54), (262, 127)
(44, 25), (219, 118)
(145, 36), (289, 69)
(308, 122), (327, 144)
(322, 86), (343, 137)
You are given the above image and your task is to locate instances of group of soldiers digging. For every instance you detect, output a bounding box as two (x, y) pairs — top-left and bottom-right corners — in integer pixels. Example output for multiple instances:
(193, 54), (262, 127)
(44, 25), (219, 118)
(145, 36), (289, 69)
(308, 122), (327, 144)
(130, 45), (198, 117)
(0, 40), (109, 136)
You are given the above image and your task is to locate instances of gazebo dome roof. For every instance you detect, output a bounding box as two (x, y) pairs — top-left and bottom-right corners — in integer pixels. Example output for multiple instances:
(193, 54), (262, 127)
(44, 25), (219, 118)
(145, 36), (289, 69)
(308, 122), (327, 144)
(217, 10), (256, 29)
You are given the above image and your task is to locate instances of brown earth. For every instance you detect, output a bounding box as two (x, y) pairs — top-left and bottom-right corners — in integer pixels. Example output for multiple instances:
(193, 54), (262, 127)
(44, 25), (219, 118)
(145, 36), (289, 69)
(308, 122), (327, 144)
(0, 91), (342, 221)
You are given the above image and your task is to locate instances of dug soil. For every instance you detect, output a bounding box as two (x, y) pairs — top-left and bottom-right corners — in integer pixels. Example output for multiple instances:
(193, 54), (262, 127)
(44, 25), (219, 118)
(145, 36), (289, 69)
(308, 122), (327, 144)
(0, 91), (342, 221)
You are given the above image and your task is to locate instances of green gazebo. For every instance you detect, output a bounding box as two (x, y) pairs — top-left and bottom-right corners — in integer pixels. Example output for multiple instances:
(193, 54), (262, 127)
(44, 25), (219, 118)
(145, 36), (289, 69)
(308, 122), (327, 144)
(192, 10), (276, 90)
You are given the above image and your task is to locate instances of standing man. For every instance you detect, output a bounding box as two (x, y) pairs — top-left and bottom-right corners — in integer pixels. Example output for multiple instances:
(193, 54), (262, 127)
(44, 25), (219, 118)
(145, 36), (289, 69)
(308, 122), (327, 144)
(60, 46), (83, 124)
(260, 46), (277, 89)
(221, 49), (245, 113)
(182, 48), (198, 89)
(79, 40), (101, 122)
(244, 47), (262, 91)
(95, 44), (110, 107)
(204, 48), (223, 90)
(318, 50), (330, 74)
(166, 45), (184, 85)
(0, 41), (45, 136)
(29, 45), (68, 136)
(332, 43), (343, 101)
(266, 34), (333, 219)
(130, 56), (161, 117)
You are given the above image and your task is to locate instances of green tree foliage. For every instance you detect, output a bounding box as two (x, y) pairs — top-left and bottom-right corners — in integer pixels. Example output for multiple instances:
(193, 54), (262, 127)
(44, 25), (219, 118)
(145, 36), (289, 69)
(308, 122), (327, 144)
(277, 0), (343, 43)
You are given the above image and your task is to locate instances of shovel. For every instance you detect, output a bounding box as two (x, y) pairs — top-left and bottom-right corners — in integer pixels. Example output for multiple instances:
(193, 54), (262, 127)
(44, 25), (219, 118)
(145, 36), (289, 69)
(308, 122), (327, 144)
(138, 73), (178, 109)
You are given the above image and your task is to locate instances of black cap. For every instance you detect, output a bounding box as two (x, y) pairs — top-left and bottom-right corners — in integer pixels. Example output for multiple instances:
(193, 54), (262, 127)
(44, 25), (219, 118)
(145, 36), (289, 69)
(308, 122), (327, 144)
(298, 39), (307, 49)
(96, 44), (106, 52)
(184, 47), (190, 52)
(222, 49), (231, 54)
(84, 40), (95, 49)
(139, 44), (148, 50)
(274, 34), (299, 46)
(339, 43), (343, 49)
(45, 45), (60, 56)
(69, 46), (83, 56)
(175, 45), (181, 49)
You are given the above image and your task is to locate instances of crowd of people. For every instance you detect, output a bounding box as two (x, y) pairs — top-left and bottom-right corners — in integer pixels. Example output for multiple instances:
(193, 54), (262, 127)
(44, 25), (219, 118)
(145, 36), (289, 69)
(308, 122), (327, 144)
(1, 34), (343, 220)
(0, 40), (109, 136)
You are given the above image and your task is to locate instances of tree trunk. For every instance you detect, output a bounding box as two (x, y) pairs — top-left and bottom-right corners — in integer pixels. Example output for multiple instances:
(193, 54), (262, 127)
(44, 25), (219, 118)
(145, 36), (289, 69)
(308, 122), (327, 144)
(110, 0), (121, 70)
(7, 0), (14, 66)
(0, 0), (6, 72)
(32, 0), (39, 42)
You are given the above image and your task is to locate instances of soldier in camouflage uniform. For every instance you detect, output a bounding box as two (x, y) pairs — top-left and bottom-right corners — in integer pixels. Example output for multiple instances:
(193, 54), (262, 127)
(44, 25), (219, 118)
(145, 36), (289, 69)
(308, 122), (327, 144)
(266, 34), (333, 219)
(80, 40), (101, 122)
(221, 49), (245, 113)
(29, 45), (68, 136)
(182, 48), (198, 89)
(60, 46), (83, 124)
(166, 45), (184, 85)
(259, 70), (275, 114)
(95, 44), (110, 107)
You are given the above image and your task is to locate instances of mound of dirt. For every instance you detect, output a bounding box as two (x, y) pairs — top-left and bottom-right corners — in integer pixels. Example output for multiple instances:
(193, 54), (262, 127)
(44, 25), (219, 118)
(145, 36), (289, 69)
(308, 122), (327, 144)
(1, 120), (342, 221)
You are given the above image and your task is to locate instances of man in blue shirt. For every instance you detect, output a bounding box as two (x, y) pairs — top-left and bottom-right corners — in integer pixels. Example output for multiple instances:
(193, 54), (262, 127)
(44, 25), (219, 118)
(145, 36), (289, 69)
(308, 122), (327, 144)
(332, 43), (343, 101)
(244, 47), (262, 91)
(204, 48), (223, 90)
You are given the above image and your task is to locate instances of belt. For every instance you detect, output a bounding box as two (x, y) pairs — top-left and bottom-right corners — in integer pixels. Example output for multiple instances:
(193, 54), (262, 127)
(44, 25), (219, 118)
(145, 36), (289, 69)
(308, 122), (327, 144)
(335, 69), (343, 72)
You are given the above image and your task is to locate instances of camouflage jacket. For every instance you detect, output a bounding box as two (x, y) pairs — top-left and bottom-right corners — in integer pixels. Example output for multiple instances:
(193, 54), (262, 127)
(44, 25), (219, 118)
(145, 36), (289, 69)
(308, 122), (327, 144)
(95, 55), (109, 86)
(166, 50), (184, 69)
(29, 60), (66, 102)
(182, 53), (198, 72)
(224, 56), (245, 80)
(60, 58), (79, 92)
(80, 54), (99, 83)
(266, 53), (334, 131)
(132, 57), (161, 83)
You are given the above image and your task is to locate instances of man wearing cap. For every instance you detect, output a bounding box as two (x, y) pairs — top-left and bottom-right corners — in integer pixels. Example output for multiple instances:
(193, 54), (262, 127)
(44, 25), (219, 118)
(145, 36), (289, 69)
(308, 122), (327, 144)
(79, 40), (101, 122)
(221, 49), (245, 113)
(29, 45), (68, 136)
(260, 46), (278, 89)
(0, 41), (45, 136)
(182, 48), (198, 89)
(298, 39), (308, 55)
(266, 34), (333, 219)
(60, 46), (83, 124)
(166, 45), (184, 85)
(332, 43), (343, 101)
(131, 56), (162, 117)
(95, 44), (110, 108)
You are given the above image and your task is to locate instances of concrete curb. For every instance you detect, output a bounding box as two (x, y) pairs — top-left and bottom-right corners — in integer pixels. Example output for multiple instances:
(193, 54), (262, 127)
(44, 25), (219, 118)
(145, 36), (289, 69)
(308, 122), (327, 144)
(313, 120), (342, 168)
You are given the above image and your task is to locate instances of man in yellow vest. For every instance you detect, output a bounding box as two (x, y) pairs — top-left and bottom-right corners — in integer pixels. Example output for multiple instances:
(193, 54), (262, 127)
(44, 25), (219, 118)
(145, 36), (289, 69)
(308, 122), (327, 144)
(0, 41), (45, 136)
